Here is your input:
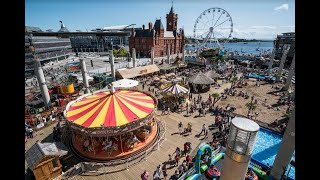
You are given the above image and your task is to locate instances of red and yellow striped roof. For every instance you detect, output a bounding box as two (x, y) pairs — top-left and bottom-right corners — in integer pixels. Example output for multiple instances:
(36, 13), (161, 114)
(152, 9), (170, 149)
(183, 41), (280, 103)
(66, 89), (156, 128)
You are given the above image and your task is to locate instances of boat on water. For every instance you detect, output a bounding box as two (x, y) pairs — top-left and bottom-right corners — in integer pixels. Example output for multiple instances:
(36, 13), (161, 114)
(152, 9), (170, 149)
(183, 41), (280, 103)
(243, 42), (248, 44)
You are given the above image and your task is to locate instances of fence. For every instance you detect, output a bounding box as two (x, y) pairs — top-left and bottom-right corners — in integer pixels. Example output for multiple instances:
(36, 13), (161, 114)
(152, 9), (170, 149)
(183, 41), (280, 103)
(55, 118), (166, 180)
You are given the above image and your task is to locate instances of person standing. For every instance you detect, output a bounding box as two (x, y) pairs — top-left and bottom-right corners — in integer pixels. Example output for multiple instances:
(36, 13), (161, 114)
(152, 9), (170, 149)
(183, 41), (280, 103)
(199, 124), (206, 136)
(141, 170), (149, 180)
(178, 122), (183, 134)
(204, 125), (209, 138)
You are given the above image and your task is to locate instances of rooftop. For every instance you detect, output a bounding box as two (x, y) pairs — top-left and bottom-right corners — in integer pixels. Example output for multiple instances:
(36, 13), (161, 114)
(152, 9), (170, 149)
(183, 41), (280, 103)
(25, 26), (43, 33)
(102, 24), (136, 31)
(154, 19), (164, 30)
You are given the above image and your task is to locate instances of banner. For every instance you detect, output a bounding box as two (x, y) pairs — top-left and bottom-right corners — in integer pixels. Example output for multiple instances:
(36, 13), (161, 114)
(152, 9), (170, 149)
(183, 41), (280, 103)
(66, 62), (81, 72)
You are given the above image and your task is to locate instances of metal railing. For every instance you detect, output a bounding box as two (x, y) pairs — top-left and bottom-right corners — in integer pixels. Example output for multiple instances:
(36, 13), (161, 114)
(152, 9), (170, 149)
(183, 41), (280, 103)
(54, 117), (166, 179)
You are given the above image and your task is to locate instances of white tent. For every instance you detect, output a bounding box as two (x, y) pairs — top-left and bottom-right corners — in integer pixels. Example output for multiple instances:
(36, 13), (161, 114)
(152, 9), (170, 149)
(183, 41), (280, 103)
(77, 76), (94, 82)
(111, 79), (139, 88)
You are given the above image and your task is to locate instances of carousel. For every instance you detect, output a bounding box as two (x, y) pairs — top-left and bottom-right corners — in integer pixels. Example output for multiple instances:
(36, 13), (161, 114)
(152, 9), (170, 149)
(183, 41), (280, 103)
(64, 87), (158, 161)
(160, 82), (189, 109)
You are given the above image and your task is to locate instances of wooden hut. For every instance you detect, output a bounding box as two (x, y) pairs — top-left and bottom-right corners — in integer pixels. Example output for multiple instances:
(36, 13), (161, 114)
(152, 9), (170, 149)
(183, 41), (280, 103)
(204, 70), (221, 80)
(25, 142), (68, 180)
(187, 72), (215, 93)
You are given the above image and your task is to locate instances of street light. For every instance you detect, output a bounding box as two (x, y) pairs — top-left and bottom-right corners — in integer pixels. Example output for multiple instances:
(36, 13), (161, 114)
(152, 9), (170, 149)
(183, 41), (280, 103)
(111, 38), (113, 50)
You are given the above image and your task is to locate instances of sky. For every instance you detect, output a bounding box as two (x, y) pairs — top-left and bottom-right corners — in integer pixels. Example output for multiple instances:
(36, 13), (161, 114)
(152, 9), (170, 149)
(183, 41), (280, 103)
(25, 0), (295, 40)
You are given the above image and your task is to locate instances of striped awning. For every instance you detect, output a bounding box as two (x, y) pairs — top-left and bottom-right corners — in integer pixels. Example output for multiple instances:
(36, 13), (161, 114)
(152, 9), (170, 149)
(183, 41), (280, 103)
(162, 83), (189, 95)
(66, 90), (156, 128)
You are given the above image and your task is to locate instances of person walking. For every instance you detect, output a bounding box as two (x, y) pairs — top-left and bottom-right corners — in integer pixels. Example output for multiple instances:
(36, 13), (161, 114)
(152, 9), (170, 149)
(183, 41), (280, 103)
(162, 163), (168, 180)
(156, 165), (161, 178)
(161, 106), (166, 116)
(190, 106), (194, 116)
(153, 169), (160, 180)
(172, 147), (181, 166)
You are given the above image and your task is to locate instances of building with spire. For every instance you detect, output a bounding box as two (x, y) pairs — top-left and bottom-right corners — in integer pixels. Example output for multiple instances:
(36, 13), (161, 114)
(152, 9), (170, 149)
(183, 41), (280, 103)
(129, 3), (184, 58)
(58, 21), (69, 32)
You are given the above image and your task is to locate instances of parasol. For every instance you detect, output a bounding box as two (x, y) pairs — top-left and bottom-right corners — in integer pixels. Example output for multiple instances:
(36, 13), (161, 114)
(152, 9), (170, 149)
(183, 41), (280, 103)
(111, 78), (139, 88)
(153, 77), (160, 81)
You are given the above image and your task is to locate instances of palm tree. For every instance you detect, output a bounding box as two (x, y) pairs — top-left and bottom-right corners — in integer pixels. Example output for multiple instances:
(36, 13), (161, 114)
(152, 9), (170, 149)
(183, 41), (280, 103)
(246, 102), (257, 116)
(283, 111), (292, 120)
(212, 93), (220, 107)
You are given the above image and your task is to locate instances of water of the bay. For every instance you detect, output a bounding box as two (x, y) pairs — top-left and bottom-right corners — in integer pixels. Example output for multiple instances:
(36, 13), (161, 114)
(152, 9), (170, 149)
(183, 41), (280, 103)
(185, 41), (274, 56)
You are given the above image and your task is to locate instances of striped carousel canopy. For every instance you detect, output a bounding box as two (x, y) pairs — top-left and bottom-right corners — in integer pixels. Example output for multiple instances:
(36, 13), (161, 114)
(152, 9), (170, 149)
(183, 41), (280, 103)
(162, 83), (189, 95)
(66, 89), (156, 128)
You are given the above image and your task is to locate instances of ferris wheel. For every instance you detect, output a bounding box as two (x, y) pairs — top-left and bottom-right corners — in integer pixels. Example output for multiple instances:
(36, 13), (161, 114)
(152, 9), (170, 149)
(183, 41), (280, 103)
(193, 7), (233, 50)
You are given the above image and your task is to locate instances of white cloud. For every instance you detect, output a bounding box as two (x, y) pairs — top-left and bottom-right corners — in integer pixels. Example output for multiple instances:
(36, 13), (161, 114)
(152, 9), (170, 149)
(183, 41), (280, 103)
(281, 25), (295, 28)
(274, 4), (289, 12)
(184, 25), (280, 39)
(251, 26), (277, 30)
(280, 25), (295, 32)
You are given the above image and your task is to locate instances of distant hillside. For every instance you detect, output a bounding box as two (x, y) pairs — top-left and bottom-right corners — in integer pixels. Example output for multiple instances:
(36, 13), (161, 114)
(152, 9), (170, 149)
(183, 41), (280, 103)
(227, 38), (273, 42)
(185, 37), (273, 43)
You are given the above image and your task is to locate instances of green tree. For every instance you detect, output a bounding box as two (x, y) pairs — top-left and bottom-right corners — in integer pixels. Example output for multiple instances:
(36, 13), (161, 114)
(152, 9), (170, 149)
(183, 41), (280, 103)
(117, 48), (127, 57)
(246, 102), (257, 116)
(283, 111), (292, 120)
(212, 93), (220, 107)
(112, 49), (119, 57)
(230, 76), (238, 86)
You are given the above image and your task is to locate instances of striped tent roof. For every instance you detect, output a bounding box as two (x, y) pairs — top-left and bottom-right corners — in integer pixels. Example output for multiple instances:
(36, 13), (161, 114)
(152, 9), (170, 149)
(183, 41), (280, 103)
(66, 89), (156, 128)
(162, 83), (189, 95)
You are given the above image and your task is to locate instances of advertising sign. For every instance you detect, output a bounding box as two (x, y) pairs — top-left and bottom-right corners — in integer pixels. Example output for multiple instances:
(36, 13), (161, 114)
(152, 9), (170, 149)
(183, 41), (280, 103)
(66, 62), (81, 72)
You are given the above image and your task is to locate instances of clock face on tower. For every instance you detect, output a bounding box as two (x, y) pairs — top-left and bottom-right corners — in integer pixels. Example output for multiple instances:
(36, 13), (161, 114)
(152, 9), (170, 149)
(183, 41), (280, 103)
(169, 22), (172, 26)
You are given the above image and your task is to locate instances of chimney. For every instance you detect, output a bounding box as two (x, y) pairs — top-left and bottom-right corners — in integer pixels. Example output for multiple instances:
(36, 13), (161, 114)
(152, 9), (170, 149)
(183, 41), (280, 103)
(148, 22), (153, 31)
(142, 24), (145, 30)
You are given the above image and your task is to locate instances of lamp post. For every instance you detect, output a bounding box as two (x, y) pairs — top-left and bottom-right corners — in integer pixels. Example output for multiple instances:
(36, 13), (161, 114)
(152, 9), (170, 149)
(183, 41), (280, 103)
(220, 117), (260, 180)
(111, 38), (113, 50)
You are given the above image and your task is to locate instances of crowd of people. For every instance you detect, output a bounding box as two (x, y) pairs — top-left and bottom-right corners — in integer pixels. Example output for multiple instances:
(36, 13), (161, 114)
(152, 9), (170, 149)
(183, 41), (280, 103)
(141, 142), (193, 180)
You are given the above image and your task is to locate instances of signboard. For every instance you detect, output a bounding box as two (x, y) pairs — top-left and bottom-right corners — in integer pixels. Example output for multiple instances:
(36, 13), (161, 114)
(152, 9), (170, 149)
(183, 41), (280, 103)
(66, 62), (81, 72)
(140, 69), (148, 74)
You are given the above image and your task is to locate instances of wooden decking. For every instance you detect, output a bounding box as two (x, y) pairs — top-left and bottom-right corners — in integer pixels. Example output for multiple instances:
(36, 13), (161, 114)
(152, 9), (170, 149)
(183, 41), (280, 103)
(71, 110), (219, 180)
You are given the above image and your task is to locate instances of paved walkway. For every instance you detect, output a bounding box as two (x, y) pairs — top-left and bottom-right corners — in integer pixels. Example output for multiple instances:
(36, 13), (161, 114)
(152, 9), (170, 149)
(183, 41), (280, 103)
(71, 111), (219, 180)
